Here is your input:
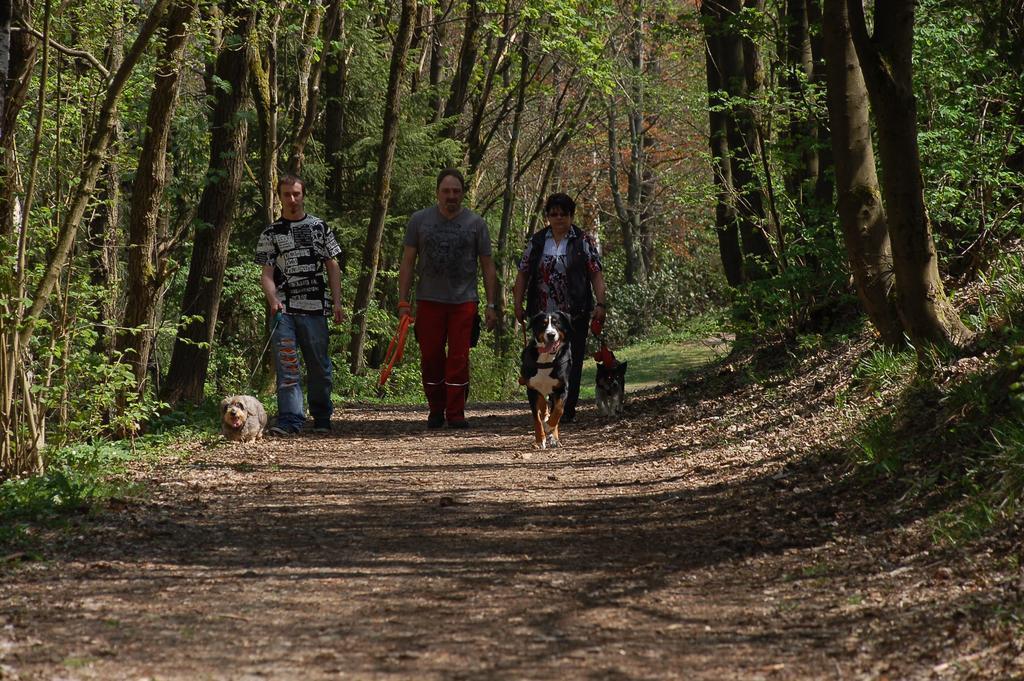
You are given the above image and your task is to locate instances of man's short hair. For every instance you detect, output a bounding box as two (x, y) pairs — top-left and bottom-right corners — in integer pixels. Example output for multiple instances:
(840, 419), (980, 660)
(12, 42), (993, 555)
(436, 168), (466, 190)
(544, 192), (576, 216)
(277, 174), (306, 195)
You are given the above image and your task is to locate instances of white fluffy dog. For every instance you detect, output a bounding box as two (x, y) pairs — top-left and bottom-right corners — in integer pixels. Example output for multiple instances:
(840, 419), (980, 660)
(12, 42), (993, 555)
(220, 395), (268, 443)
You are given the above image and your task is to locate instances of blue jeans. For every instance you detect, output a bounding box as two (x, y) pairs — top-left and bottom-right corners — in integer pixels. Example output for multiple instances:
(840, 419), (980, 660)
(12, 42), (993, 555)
(272, 313), (333, 430)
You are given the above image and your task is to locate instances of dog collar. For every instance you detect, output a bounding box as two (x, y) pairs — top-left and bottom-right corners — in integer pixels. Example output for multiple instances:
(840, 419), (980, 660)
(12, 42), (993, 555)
(536, 361), (555, 369)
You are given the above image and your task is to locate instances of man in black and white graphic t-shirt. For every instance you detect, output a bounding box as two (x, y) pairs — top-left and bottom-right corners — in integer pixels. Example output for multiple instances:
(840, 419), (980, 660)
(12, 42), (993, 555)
(256, 175), (344, 435)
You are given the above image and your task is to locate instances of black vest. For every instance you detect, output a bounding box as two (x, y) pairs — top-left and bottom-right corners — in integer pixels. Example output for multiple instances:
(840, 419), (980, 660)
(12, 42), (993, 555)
(524, 226), (594, 320)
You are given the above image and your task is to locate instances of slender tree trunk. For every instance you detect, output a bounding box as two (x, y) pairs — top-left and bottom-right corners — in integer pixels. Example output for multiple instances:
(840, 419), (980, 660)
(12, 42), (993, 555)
(118, 0), (197, 393)
(822, 0), (902, 344)
(323, 8), (351, 205)
(163, 6), (255, 405)
(289, 2), (324, 152)
(847, 0), (971, 348)
(289, 0), (342, 173)
(701, 0), (743, 286)
(347, 0), (416, 373)
(251, 2), (282, 226)
(87, 16), (124, 359)
(1, 0), (36, 238)
(607, 96), (645, 285)
(441, 0), (479, 138)
(639, 9), (662, 277)
(783, 0), (817, 198)
(807, 0), (834, 207)
(494, 27), (530, 352)
(466, 3), (512, 173)
(0, 0), (10, 144)
(428, 1), (448, 123)
(714, 0), (774, 279)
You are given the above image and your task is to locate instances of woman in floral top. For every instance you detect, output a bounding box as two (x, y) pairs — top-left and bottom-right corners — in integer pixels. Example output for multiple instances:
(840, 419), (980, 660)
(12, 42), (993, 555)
(513, 193), (608, 422)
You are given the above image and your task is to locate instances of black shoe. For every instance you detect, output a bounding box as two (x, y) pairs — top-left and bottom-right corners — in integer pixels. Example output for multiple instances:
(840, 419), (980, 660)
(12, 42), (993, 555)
(447, 419), (469, 429)
(427, 413), (445, 429)
(561, 411), (576, 423)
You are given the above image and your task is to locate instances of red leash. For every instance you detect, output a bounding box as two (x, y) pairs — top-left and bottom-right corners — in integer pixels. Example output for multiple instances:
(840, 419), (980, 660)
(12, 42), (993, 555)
(591, 317), (616, 367)
(379, 314), (414, 388)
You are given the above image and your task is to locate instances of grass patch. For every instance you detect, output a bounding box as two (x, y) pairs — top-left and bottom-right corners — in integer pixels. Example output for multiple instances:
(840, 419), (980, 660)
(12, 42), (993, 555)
(580, 335), (728, 399)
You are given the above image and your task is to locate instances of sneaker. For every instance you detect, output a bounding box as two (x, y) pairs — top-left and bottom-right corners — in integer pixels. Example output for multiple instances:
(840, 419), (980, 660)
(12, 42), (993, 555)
(311, 422), (332, 434)
(447, 419), (469, 429)
(268, 424), (298, 437)
(427, 413), (445, 429)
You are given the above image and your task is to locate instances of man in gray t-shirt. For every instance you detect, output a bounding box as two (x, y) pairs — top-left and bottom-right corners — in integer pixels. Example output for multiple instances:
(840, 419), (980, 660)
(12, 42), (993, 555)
(398, 168), (498, 429)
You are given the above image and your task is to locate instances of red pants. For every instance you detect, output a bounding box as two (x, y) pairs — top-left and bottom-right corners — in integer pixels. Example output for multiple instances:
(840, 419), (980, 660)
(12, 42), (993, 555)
(414, 300), (477, 421)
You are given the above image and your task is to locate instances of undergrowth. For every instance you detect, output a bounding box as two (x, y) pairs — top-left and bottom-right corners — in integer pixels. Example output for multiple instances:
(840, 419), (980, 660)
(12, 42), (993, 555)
(0, 410), (217, 551)
(843, 252), (1024, 542)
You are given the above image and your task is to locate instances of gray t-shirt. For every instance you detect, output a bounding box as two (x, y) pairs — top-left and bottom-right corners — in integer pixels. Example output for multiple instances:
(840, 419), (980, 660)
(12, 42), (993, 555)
(403, 206), (492, 304)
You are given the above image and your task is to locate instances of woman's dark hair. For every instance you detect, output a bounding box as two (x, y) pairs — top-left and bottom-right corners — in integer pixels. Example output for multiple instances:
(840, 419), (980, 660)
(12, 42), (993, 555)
(544, 192), (576, 216)
(436, 168), (466, 190)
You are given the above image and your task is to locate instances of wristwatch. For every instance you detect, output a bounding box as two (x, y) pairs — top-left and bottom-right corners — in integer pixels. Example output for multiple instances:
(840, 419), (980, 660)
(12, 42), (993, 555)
(486, 303), (497, 310)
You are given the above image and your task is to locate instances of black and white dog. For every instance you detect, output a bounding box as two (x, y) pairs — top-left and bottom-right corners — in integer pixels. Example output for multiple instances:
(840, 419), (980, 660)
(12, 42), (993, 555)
(520, 311), (572, 448)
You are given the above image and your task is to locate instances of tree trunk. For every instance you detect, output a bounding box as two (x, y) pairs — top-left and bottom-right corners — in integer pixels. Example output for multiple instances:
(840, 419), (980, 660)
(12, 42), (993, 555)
(701, 0), (743, 286)
(428, 1), (449, 123)
(714, 0), (774, 280)
(822, 0), (902, 344)
(1, 0), (36, 238)
(783, 0), (817, 198)
(0, 0), (10, 144)
(494, 27), (530, 352)
(323, 8), (351, 205)
(88, 16), (125, 358)
(163, 6), (255, 405)
(347, 0), (416, 373)
(250, 2), (281, 227)
(441, 0), (479, 138)
(289, 0), (342, 173)
(466, 3), (513, 174)
(288, 2), (324, 153)
(607, 96), (646, 285)
(118, 0), (197, 393)
(847, 0), (972, 348)
(807, 0), (834, 208)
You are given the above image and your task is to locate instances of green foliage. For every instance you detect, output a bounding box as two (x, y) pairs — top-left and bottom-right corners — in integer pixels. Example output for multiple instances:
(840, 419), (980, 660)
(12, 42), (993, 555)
(601, 239), (730, 348)
(0, 445), (136, 523)
(916, 0), (1024, 266)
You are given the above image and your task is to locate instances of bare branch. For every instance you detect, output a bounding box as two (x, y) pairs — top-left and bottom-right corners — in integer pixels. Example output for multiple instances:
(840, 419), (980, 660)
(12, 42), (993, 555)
(12, 24), (110, 78)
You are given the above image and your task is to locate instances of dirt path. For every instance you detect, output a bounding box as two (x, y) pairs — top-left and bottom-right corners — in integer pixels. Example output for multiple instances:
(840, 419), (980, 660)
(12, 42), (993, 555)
(2, 351), (1021, 680)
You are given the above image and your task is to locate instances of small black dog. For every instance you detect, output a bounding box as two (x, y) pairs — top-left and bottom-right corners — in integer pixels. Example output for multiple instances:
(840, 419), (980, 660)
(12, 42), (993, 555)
(595, 360), (627, 417)
(520, 311), (572, 448)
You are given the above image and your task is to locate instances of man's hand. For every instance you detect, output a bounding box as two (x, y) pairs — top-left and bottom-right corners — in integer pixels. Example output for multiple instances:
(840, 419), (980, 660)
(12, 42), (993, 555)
(398, 302), (412, 320)
(485, 306), (498, 331)
(332, 302), (345, 325)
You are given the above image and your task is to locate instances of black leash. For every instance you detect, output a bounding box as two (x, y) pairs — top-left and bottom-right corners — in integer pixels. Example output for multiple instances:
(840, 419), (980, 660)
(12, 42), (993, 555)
(250, 311), (283, 381)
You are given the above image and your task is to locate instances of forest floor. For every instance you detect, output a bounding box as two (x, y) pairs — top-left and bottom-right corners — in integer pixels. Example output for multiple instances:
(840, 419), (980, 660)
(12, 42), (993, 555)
(1, 338), (1023, 680)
